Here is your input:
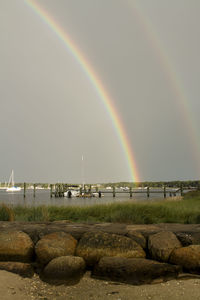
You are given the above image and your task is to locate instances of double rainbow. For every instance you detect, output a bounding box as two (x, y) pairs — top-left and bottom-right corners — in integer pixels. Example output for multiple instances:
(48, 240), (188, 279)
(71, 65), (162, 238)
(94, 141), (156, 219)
(24, 0), (139, 182)
(129, 1), (200, 175)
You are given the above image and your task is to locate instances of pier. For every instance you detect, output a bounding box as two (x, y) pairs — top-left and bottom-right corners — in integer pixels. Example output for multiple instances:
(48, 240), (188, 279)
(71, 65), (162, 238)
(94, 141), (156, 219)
(17, 182), (196, 199)
(22, 183), (185, 198)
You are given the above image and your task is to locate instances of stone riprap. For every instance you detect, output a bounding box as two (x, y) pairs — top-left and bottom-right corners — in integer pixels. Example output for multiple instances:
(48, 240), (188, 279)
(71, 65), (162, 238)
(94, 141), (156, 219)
(148, 231), (182, 262)
(0, 230), (34, 262)
(35, 231), (77, 265)
(0, 222), (200, 285)
(42, 255), (86, 284)
(0, 261), (34, 277)
(76, 231), (145, 266)
(92, 257), (181, 285)
(170, 245), (200, 272)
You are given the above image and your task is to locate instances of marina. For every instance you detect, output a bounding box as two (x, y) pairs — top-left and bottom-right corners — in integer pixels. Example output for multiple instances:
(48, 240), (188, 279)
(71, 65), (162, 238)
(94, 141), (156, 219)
(0, 186), (185, 207)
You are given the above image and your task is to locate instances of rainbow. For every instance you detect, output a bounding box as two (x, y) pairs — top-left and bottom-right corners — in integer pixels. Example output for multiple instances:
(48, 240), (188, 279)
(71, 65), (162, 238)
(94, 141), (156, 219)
(23, 0), (139, 182)
(128, 1), (200, 175)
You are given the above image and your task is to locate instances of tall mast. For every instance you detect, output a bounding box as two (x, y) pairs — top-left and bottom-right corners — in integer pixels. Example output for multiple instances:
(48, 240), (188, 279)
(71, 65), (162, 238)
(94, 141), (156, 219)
(81, 155), (85, 189)
(8, 170), (14, 187)
(11, 170), (14, 187)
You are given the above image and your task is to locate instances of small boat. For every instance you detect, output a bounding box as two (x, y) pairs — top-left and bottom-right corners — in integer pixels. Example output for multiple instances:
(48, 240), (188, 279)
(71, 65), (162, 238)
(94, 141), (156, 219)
(64, 190), (80, 198)
(6, 170), (21, 192)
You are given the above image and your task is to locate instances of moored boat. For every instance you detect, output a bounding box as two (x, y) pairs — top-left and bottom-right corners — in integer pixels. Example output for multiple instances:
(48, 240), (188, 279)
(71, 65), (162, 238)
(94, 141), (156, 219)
(6, 170), (21, 192)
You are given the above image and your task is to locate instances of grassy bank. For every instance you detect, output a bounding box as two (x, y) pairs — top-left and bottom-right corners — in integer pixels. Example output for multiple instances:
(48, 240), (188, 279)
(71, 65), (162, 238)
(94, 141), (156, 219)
(1, 191), (200, 224)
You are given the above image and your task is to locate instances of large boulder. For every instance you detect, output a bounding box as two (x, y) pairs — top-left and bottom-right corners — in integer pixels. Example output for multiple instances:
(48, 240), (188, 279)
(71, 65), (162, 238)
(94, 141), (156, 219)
(148, 231), (181, 262)
(0, 231), (34, 262)
(0, 262), (34, 277)
(92, 257), (181, 285)
(126, 231), (146, 249)
(169, 245), (200, 272)
(76, 231), (145, 266)
(35, 231), (77, 265)
(41, 256), (86, 284)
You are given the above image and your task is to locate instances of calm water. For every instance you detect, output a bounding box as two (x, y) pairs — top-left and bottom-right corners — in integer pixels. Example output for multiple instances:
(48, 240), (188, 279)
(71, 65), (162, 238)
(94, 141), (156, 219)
(0, 189), (180, 207)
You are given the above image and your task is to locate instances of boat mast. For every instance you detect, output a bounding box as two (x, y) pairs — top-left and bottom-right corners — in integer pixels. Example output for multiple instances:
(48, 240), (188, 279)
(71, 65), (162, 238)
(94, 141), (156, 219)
(11, 170), (14, 187)
(81, 155), (85, 189)
(8, 170), (14, 188)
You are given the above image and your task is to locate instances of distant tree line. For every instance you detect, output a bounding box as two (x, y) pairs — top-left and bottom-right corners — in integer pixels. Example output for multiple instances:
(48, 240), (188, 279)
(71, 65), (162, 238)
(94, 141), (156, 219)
(2, 180), (199, 189)
(102, 180), (200, 188)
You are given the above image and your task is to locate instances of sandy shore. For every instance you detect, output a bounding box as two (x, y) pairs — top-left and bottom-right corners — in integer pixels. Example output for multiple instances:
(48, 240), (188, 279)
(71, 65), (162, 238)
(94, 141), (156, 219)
(1, 270), (200, 300)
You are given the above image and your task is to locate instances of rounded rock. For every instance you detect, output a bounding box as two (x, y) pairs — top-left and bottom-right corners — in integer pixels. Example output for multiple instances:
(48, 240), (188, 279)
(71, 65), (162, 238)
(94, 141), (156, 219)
(148, 231), (181, 262)
(0, 262), (34, 277)
(170, 245), (200, 272)
(42, 255), (86, 284)
(0, 231), (34, 262)
(35, 231), (77, 265)
(92, 257), (181, 285)
(76, 231), (145, 266)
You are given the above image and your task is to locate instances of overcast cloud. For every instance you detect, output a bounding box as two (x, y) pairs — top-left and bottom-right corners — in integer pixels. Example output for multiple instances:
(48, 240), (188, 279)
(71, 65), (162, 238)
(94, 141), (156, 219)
(0, 0), (200, 183)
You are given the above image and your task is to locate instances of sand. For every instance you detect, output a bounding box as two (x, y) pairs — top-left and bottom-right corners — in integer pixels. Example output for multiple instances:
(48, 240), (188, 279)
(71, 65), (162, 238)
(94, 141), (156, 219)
(1, 270), (200, 300)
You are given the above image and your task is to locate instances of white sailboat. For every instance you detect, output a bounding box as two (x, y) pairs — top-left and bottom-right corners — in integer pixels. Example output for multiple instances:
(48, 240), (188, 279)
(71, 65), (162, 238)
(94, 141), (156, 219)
(6, 170), (21, 192)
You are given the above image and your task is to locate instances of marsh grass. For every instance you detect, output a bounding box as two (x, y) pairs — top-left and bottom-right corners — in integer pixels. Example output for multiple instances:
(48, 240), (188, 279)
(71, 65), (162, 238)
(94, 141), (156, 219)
(0, 204), (14, 221)
(1, 191), (200, 223)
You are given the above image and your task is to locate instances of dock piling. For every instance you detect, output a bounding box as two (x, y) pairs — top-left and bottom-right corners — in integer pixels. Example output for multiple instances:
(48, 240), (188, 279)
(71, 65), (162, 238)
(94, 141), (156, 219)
(50, 184), (53, 198)
(24, 182), (26, 198)
(180, 184), (183, 197)
(164, 186), (166, 198)
(147, 186), (150, 198)
(113, 186), (116, 198)
(129, 187), (132, 198)
(33, 184), (36, 197)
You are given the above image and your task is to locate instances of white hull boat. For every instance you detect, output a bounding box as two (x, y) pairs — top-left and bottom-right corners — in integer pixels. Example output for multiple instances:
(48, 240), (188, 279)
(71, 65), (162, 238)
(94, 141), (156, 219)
(64, 190), (80, 197)
(6, 170), (21, 192)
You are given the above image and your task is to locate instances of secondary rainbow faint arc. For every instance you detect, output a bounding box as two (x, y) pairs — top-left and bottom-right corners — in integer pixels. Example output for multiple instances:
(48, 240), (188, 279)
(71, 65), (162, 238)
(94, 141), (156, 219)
(128, 0), (200, 174)
(24, 0), (139, 182)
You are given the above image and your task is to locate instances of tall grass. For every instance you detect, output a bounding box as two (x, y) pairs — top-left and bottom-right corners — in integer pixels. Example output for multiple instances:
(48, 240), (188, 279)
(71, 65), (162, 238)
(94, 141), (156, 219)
(0, 204), (14, 221)
(1, 191), (200, 223)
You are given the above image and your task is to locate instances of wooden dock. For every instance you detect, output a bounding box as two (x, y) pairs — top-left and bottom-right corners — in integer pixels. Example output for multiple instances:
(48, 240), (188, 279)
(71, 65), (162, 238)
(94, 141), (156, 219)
(50, 184), (184, 199)
(21, 183), (190, 199)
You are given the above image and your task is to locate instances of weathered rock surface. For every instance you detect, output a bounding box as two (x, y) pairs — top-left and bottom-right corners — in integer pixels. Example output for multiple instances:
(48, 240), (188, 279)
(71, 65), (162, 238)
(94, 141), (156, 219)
(0, 231), (34, 262)
(176, 232), (200, 246)
(1, 222), (200, 243)
(92, 257), (181, 285)
(76, 231), (145, 266)
(170, 245), (200, 272)
(148, 231), (181, 262)
(0, 261), (34, 277)
(35, 231), (77, 265)
(42, 256), (86, 284)
(126, 231), (146, 249)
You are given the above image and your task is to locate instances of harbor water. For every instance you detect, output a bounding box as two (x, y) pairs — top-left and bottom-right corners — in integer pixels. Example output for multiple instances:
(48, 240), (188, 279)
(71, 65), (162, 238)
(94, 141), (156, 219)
(0, 189), (180, 207)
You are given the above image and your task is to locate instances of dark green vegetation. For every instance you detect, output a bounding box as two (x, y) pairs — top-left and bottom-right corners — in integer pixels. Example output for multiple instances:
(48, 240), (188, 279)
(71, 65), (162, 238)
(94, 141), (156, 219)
(1, 180), (200, 189)
(0, 191), (200, 224)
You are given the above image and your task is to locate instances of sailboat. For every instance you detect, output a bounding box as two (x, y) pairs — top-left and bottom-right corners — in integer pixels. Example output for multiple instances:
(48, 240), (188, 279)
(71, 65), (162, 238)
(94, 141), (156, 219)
(6, 170), (21, 192)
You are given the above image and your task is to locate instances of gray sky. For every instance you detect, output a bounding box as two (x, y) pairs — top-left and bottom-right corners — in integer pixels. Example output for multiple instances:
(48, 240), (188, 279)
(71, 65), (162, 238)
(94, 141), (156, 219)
(0, 0), (200, 183)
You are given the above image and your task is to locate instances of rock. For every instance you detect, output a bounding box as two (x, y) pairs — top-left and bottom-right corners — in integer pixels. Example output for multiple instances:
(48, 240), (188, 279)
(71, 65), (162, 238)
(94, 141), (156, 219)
(169, 245), (200, 272)
(92, 257), (181, 285)
(0, 231), (34, 262)
(41, 256), (85, 284)
(0, 262), (34, 277)
(126, 231), (146, 249)
(76, 231), (145, 266)
(148, 231), (181, 262)
(176, 233), (194, 246)
(35, 231), (77, 265)
(176, 232), (200, 246)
